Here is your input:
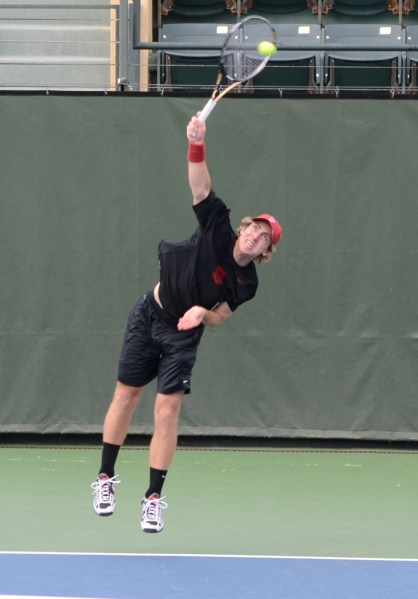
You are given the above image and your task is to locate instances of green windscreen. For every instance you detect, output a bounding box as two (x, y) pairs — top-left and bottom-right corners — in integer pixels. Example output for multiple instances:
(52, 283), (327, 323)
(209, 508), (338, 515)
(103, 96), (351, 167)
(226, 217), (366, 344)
(0, 94), (417, 440)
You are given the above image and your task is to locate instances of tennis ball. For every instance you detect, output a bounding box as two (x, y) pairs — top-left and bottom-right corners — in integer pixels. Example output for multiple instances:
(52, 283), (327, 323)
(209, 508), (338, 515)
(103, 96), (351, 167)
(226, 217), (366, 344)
(257, 40), (276, 57)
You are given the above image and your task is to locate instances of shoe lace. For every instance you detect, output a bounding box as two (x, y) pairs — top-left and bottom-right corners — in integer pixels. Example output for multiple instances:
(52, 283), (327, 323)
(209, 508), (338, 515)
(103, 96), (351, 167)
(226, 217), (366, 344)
(91, 475), (121, 501)
(143, 495), (168, 521)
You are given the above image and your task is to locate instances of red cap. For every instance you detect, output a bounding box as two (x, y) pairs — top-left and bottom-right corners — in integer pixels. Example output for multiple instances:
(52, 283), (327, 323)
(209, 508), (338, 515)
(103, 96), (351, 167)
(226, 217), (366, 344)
(252, 214), (282, 245)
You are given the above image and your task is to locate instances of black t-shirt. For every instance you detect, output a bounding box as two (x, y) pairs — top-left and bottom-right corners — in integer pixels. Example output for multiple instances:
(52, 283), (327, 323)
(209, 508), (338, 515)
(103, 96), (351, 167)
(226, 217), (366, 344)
(158, 190), (258, 324)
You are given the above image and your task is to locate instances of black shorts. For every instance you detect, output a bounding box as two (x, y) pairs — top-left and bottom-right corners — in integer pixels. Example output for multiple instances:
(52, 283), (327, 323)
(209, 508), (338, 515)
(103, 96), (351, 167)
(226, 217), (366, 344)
(118, 292), (204, 395)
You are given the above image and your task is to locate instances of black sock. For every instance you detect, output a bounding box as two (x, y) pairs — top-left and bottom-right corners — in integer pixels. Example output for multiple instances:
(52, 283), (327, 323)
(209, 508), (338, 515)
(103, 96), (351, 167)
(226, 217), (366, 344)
(98, 442), (121, 478)
(145, 467), (168, 498)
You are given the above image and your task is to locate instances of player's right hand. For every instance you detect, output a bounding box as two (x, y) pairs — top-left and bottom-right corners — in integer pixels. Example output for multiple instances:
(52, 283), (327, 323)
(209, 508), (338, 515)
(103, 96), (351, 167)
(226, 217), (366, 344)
(187, 114), (206, 144)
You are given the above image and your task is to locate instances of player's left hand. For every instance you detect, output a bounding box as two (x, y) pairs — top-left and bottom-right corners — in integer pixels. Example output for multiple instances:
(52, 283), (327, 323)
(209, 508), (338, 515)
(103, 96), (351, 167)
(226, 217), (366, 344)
(177, 306), (206, 330)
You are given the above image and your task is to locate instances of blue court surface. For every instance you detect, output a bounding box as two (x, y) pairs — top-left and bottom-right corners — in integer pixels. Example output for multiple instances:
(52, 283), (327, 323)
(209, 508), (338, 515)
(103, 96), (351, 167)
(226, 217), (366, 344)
(0, 552), (418, 599)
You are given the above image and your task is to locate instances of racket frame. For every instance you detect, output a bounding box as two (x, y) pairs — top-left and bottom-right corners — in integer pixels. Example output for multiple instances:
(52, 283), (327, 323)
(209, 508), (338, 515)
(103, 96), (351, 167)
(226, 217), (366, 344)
(198, 16), (277, 123)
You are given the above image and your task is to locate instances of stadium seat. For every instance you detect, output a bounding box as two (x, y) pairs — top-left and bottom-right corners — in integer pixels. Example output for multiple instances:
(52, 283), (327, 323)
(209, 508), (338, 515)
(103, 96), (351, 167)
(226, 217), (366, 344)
(324, 24), (404, 95)
(248, 0), (308, 13)
(246, 23), (323, 94)
(160, 23), (228, 91)
(161, 0), (236, 18)
(326, 0), (389, 16)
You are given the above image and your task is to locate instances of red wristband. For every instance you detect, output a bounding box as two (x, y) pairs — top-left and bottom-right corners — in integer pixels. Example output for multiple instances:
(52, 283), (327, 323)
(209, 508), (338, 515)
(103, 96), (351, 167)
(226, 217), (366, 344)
(188, 142), (206, 163)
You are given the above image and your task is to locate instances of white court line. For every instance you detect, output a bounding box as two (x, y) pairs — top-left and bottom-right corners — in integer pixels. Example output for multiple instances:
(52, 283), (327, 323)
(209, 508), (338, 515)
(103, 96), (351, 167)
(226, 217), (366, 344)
(0, 551), (418, 562)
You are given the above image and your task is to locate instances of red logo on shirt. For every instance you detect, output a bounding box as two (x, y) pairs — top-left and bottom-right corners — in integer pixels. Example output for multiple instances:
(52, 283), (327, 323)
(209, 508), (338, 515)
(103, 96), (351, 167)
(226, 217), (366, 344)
(212, 266), (227, 285)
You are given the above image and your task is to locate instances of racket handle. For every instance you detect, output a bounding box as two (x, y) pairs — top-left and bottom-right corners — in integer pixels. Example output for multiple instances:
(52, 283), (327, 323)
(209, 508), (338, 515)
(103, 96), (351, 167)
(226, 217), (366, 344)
(198, 98), (217, 123)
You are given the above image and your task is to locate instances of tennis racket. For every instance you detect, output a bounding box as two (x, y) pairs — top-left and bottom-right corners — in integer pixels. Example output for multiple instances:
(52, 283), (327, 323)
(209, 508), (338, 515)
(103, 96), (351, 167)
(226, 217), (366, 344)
(197, 16), (277, 124)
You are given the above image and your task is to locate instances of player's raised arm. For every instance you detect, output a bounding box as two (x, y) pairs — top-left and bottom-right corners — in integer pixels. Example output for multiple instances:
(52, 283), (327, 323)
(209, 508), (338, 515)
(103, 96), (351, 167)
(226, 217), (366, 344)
(186, 114), (211, 205)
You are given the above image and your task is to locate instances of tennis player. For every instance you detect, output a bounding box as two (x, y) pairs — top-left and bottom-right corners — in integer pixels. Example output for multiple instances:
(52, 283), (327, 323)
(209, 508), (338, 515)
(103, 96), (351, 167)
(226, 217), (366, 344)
(91, 113), (282, 533)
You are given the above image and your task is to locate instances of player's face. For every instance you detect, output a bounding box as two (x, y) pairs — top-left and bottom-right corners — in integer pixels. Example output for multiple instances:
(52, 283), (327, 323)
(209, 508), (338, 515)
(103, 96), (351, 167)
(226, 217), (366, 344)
(239, 221), (272, 257)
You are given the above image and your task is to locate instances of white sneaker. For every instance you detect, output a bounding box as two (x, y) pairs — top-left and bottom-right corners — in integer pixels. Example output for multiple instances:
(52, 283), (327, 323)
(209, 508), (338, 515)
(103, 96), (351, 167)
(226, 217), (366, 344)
(141, 494), (168, 533)
(91, 473), (120, 516)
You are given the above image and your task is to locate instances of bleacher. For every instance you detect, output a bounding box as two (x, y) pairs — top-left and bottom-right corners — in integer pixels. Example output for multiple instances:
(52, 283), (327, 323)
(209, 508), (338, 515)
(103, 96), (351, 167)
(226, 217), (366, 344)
(1, 0), (418, 95)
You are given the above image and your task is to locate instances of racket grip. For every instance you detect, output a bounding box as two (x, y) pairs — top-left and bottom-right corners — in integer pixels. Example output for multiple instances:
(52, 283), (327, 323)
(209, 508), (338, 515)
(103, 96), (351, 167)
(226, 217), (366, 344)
(198, 98), (217, 123)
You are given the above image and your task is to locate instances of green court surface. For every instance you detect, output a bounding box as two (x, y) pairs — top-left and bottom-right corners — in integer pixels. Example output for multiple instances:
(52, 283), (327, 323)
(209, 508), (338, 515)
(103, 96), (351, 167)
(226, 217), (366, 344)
(1, 444), (418, 558)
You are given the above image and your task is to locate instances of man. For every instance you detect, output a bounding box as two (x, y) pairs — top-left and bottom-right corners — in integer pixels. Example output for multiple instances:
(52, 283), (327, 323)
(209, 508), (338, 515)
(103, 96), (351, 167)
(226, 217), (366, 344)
(91, 113), (282, 533)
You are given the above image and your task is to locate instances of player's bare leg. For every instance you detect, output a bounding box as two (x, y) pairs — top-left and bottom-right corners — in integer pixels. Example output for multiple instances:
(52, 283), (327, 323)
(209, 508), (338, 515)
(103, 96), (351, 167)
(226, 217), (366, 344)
(150, 391), (184, 470)
(141, 391), (184, 533)
(92, 382), (143, 516)
(103, 382), (143, 445)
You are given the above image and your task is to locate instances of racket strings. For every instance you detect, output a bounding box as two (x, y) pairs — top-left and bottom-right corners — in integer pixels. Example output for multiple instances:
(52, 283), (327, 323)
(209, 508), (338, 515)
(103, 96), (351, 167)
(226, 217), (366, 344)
(221, 50), (266, 82)
(241, 54), (265, 79)
(220, 18), (274, 83)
